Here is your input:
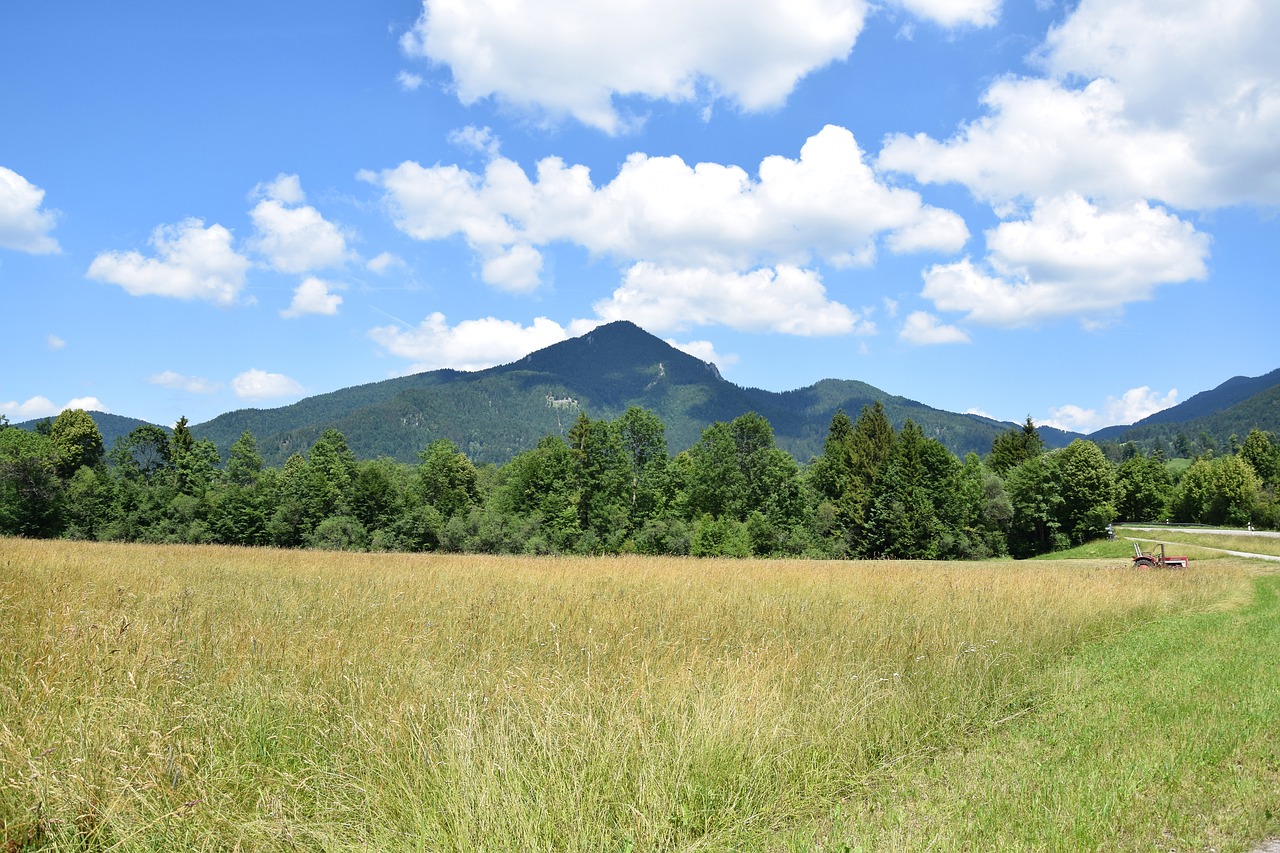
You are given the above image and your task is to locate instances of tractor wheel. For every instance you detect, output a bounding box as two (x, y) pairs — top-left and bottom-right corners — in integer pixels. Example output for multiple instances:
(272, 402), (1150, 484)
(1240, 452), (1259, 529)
(1134, 558), (1156, 569)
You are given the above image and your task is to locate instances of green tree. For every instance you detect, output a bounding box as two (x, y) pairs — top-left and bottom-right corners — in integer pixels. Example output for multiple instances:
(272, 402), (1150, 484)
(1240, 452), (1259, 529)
(809, 404), (895, 556)
(417, 439), (481, 521)
(1208, 456), (1261, 526)
(496, 435), (581, 552)
(1054, 439), (1116, 545)
(49, 408), (105, 478)
(0, 428), (64, 537)
(308, 429), (357, 519)
(568, 415), (631, 550)
(224, 431), (265, 488)
(1240, 429), (1278, 486)
(1114, 453), (1172, 522)
(988, 416), (1044, 477)
(110, 425), (172, 481)
(1006, 453), (1065, 557)
(864, 421), (963, 559)
(616, 406), (669, 526)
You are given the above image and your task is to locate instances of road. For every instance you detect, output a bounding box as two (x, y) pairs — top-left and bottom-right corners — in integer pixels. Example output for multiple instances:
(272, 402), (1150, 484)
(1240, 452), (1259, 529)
(1120, 526), (1280, 563)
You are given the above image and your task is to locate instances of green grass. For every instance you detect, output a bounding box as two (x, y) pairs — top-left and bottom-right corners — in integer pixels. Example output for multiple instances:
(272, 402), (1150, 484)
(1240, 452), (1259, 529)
(1039, 537), (1232, 562)
(803, 572), (1280, 851)
(1, 539), (1274, 851)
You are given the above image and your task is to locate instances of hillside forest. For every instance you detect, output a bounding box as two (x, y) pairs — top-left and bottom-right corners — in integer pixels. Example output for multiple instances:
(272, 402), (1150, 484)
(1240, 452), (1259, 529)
(2, 406), (1277, 559)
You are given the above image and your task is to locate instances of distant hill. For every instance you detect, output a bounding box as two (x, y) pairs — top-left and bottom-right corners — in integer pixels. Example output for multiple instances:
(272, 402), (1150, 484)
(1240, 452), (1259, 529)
(192, 321), (1080, 466)
(12, 411), (166, 449)
(1091, 367), (1280, 443)
(1090, 367), (1280, 450)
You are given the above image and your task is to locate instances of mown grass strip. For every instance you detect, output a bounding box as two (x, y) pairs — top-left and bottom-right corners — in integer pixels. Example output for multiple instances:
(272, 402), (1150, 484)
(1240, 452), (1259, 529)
(808, 565), (1280, 851)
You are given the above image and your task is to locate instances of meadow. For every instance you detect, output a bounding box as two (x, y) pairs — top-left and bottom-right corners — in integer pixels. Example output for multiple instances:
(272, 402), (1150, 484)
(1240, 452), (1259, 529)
(2, 539), (1277, 851)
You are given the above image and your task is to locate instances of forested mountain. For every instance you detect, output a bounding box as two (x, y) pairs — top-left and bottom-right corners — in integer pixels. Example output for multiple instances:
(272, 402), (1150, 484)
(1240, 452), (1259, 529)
(1089, 368), (1280, 453)
(12, 412), (164, 449)
(190, 321), (1079, 466)
(1096, 382), (1280, 453)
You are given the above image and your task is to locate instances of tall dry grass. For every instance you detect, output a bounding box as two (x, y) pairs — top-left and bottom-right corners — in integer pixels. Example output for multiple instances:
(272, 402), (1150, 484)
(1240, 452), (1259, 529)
(0, 539), (1248, 850)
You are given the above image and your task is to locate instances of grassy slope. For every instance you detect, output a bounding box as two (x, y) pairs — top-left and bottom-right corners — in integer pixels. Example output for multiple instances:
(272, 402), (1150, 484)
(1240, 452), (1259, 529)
(1, 541), (1275, 851)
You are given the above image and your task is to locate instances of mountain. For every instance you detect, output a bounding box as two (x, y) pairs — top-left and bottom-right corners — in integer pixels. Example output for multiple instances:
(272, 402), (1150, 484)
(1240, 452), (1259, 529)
(11, 411), (166, 449)
(192, 321), (1077, 466)
(1090, 367), (1280, 443)
(1094, 381), (1280, 451)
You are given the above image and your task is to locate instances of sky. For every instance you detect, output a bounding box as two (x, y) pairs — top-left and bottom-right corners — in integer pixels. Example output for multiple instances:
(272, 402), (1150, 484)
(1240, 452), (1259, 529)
(2, 0), (1278, 436)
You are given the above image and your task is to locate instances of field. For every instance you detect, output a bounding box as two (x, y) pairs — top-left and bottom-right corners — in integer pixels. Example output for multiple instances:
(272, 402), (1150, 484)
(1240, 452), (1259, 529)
(2, 539), (1278, 851)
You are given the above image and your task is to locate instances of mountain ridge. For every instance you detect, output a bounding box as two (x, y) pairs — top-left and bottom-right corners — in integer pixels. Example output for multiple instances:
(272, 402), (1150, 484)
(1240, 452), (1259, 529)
(14, 321), (1278, 465)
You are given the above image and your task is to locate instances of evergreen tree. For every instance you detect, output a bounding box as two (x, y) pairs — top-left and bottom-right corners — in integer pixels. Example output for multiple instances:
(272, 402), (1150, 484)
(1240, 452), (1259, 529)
(988, 416), (1044, 477)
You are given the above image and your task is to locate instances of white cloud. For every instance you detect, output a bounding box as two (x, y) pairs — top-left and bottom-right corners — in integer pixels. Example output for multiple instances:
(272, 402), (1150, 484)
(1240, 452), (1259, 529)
(898, 311), (970, 345)
(248, 185), (352, 274)
(593, 263), (869, 336)
(367, 125), (966, 301)
(0, 166), (60, 254)
(920, 195), (1209, 328)
(368, 313), (571, 372)
(253, 173), (306, 206)
(448, 125), (500, 156)
(1043, 386), (1179, 433)
(894, 0), (999, 28)
(397, 70), (425, 91)
(231, 369), (305, 400)
(87, 218), (250, 305)
(879, 1), (1280, 208)
(281, 277), (344, 318)
(2, 396), (108, 420)
(665, 337), (738, 369)
(479, 243), (543, 292)
(148, 371), (221, 394)
(401, 0), (868, 134)
(366, 251), (404, 274)
(46, 335), (65, 351)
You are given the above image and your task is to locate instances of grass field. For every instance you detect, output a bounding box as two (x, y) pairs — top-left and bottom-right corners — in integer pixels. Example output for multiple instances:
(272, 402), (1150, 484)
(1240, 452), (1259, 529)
(2, 539), (1277, 851)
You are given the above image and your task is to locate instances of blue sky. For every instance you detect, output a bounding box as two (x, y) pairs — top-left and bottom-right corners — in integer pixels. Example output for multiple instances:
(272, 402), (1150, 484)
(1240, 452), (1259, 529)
(3, 0), (1278, 436)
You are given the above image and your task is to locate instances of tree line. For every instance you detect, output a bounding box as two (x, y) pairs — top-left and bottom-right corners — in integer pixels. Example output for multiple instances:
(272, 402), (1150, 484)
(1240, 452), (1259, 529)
(2, 406), (1277, 558)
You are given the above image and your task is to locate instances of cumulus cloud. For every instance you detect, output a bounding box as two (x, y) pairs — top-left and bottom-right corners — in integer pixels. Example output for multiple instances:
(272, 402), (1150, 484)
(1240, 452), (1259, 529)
(397, 70), (425, 91)
(231, 369), (305, 400)
(366, 251), (404, 274)
(898, 311), (970, 345)
(401, 0), (868, 133)
(252, 173), (306, 206)
(1044, 386), (1179, 433)
(281, 277), (344, 318)
(368, 313), (572, 372)
(448, 125), (501, 157)
(0, 166), (60, 254)
(880, 0), (1280, 208)
(148, 371), (221, 394)
(87, 218), (251, 305)
(894, 0), (1000, 28)
(920, 195), (1209, 328)
(594, 263), (871, 336)
(46, 335), (65, 351)
(366, 125), (966, 306)
(2, 396), (107, 420)
(665, 337), (738, 369)
(248, 176), (352, 273)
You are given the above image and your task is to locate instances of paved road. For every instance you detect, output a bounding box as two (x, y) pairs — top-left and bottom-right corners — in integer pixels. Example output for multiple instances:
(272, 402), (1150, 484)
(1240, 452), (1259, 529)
(1123, 526), (1280, 539)
(1120, 527), (1280, 563)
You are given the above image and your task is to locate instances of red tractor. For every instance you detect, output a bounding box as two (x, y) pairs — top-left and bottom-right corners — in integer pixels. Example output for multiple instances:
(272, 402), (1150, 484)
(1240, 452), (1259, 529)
(1132, 542), (1189, 569)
